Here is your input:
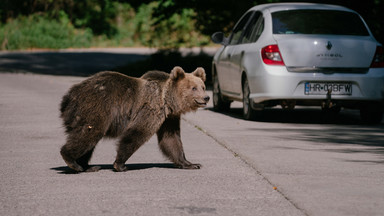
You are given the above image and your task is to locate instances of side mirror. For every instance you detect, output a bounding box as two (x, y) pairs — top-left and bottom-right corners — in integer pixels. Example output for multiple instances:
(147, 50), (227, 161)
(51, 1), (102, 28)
(211, 32), (228, 45)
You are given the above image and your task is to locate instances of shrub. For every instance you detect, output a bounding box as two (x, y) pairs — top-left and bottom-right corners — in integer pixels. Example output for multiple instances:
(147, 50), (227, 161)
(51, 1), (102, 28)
(0, 2), (211, 50)
(132, 2), (210, 48)
(0, 13), (92, 50)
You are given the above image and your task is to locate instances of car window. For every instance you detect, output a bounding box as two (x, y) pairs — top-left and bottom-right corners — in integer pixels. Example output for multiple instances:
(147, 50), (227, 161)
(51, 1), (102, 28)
(248, 12), (264, 43)
(272, 10), (369, 36)
(229, 12), (254, 45)
(241, 12), (263, 44)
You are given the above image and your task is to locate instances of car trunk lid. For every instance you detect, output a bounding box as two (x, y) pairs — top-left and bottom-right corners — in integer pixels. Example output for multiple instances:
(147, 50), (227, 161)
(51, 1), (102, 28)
(274, 35), (377, 70)
(271, 9), (377, 72)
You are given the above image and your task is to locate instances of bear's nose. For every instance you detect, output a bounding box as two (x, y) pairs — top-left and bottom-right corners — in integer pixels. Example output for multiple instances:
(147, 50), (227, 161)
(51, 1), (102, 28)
(204, 96), (210, 102)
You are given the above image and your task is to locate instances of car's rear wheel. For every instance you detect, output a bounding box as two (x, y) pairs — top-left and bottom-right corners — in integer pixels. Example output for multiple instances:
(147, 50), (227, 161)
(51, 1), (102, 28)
(242, 78), (258, 120)
(360, 105), (383, 124)
(213, 74), (231, 112)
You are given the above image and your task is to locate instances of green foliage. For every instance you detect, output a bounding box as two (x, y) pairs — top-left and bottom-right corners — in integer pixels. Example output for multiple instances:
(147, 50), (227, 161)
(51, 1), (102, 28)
(154, 0), (384, 43)
(0, 13), (92, 50)
(0, 1), (210, 50)
(0, 0), (382, 50)
(71, 0), (118, 37)
(145, 3), (210, 48)
(133, 3), (155, 46)
(90, 2), (137, 47)
(154, 0), (256, 35)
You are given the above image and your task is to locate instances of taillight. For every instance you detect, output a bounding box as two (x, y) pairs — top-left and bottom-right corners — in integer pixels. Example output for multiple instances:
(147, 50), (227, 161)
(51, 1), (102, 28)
(261, 44), (285, 66)
(370, 46), (384, 68)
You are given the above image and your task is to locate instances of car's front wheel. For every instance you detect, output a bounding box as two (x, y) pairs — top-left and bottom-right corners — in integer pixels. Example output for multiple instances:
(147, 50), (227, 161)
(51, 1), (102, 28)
(213, 74), (231, 112)
(242, 78), (258, 120)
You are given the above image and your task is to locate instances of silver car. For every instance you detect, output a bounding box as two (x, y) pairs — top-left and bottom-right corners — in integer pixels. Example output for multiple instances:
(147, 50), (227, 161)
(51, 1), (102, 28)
(211, 3), (384, 123)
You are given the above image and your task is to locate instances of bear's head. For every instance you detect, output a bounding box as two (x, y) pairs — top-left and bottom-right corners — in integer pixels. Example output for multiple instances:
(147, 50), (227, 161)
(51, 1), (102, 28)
(170, 66), (210, 113)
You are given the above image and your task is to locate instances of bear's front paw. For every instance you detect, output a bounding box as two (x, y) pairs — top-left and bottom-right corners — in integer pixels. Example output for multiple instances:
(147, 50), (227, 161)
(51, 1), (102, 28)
(113, 162), (128, 172)
(64, 161), (84, 172)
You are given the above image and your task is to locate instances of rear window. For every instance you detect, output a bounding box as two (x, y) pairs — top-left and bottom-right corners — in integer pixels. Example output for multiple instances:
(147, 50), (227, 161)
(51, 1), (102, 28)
(272, 10), (369, 36)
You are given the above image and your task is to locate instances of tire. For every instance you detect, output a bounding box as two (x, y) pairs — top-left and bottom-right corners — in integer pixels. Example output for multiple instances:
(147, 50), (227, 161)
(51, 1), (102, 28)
(360, 106), (383, 124)
(242, 78), (258, 120)
(213, 74), (231, 112)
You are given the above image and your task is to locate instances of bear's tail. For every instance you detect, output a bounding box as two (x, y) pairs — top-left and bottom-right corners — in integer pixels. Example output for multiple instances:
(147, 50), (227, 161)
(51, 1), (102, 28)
(60, 94), (76, 133)
(60, 94), (70, 116)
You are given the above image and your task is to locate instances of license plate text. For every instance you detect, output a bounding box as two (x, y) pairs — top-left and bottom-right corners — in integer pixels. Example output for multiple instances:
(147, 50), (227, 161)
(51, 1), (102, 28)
(305, 82), (352, 95)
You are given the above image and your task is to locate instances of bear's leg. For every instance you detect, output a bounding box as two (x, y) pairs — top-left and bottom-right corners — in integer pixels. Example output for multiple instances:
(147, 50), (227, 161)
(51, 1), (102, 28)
(61, 131), (103, 172)
(76, 147), (101, 172)
(113, 129), (152, 172)
(61, 145), (86, 172)
(157, 116), (201, 169)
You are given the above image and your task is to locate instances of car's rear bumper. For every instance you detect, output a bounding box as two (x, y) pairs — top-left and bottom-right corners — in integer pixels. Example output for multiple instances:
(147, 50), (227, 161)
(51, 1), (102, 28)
(248, 66), (384, 107)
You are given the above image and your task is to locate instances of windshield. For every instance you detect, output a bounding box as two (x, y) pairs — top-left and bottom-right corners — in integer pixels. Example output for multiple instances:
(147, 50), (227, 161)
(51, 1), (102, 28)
(272, 10), (369, 36)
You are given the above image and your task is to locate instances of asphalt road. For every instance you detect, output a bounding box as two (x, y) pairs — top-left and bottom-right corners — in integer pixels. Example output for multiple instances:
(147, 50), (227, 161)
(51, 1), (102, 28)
(1, 49), (384, 216)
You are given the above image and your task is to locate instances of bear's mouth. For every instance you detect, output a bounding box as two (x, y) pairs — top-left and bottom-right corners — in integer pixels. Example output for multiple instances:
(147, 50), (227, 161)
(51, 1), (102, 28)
(194, 99), (207, 107)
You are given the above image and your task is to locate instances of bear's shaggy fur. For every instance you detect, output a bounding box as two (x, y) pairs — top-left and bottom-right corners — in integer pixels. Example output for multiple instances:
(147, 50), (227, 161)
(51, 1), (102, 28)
(60, 66), (209, 172)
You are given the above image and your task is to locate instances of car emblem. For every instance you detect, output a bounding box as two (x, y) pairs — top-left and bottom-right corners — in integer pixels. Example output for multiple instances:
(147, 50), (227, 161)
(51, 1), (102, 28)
(326, 41), (332, 50)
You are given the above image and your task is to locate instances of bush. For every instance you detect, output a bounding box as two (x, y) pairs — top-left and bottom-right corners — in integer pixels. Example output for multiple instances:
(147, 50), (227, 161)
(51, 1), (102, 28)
(0, 2), (211, 50)
(132, 2), (210, 48)
(0, 13), (93, 50)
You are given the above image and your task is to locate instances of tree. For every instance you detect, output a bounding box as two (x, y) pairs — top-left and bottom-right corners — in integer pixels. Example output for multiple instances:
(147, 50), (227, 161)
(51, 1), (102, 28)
(153, 0), (384, 43)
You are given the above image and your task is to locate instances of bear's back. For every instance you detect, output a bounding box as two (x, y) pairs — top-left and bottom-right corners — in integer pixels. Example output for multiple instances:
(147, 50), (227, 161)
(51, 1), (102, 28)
(141, 71), (170, 82)
(61, 71), (142, 118)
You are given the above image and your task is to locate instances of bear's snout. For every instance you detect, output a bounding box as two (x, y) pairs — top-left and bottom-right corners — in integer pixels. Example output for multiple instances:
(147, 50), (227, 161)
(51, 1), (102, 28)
(194, 95), (210, 107)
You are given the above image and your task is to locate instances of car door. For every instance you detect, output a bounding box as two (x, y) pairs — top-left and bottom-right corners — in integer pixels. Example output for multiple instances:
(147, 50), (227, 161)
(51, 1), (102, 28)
(229, 12), (263, 95)
(217, 11), (254, 95)
(215, 45), (232, 94)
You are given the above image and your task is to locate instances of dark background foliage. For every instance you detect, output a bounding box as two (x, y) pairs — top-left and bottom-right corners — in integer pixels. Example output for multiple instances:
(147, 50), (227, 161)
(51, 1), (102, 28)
(154, 0), (384, 43)
(1, 0), (383, 47)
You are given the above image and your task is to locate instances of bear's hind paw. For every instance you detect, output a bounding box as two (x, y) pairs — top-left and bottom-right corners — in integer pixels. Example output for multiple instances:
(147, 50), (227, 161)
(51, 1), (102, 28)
(180, 163), (202, 169)
(85, 166), (101, 172)
(113, 162), (128, 172)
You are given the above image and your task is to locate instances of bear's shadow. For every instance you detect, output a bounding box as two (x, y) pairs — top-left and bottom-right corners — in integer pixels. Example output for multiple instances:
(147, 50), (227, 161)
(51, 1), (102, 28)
(51, 163), (178, 174)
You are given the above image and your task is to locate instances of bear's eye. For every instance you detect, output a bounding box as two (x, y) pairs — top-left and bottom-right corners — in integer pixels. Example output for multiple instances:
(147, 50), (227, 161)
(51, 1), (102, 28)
(192, 87), (197, 91)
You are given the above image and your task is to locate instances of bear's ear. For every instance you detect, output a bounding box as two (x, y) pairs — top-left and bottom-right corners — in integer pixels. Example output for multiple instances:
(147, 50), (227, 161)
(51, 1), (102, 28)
(170, 66), (185, 81)
(192, 67), (206, 82)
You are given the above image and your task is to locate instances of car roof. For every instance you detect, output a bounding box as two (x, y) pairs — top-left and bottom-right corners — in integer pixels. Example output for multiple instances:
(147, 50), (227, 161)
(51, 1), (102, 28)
(248, 3), (355, 13)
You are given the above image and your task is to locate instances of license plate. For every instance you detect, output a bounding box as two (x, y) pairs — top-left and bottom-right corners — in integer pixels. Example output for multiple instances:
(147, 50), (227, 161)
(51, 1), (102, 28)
(305, 82), (352, 95)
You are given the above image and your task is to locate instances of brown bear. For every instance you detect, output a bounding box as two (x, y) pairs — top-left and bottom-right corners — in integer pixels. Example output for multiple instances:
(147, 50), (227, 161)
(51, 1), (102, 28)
(60, 66), (209, 172)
